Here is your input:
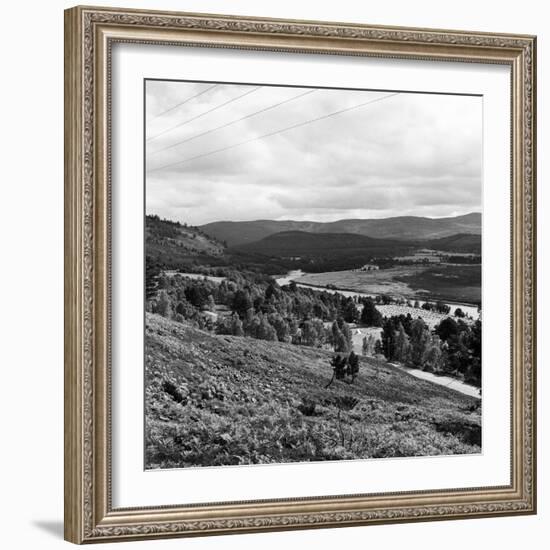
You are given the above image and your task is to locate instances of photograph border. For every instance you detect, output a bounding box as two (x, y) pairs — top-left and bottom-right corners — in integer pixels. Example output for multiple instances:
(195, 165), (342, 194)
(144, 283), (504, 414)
(64, 5), (536, 544)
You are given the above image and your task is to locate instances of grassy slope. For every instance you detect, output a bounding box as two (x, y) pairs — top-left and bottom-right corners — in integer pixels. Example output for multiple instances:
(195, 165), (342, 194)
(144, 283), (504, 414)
(146, 314), (481, 469)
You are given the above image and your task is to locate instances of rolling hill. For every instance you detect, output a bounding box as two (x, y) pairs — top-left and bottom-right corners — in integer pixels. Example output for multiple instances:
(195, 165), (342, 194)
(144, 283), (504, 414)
(200, 213), (481, 247)
(425, 233), (482, 254)
(231, 230), (414, 258)
(145, 313), (481, 469)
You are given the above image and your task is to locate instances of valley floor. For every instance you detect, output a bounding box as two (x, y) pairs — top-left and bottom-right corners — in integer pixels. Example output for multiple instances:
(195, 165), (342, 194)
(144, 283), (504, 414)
(295, 265), (481, 307)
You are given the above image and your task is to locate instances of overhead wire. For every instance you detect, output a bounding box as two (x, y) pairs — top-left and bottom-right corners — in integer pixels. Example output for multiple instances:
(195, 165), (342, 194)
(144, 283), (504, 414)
(147, 83), (218, 122)
(146, 86), (262, 142)
(147, 92), (400, 173)
(148, 88), (317, 156)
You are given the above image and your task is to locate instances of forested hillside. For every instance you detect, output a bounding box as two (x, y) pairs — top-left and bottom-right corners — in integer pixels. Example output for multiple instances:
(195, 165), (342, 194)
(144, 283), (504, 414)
(146, 214), (226, 271)
(231, 231), (414, 257)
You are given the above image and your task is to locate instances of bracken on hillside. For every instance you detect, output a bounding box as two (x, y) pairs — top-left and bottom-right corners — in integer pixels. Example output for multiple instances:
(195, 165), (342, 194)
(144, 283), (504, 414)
(145, 313), (481, 469)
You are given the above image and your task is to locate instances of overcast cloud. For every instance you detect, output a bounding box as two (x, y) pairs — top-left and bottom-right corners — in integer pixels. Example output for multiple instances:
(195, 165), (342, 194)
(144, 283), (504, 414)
(145, 80), (482, 226)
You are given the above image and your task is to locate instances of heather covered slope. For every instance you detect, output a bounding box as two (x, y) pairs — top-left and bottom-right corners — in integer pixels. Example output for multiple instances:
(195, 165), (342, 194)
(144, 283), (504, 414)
(145, 314), (481, 469)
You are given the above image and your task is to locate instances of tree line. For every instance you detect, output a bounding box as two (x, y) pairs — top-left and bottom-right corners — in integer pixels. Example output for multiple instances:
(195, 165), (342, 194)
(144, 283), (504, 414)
(147, 271), (363, 352)
(148, 269), (481, 387)
(379, 314), (481, 386)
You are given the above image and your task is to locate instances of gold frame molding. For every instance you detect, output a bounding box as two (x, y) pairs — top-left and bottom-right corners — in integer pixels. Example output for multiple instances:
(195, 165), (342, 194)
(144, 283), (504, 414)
(64, 5), (537, 544)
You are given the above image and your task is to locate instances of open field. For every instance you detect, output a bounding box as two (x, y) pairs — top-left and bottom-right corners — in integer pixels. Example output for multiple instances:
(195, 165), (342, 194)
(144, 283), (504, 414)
(145, 314), (481, 469)
(350, 326), (383, 355)
(394, 264), (481, 304)
(295, 265), (480, 306)
(376, 304), (464, 328)
(296, 266), (422, 295)
(164, 271), (227, 284)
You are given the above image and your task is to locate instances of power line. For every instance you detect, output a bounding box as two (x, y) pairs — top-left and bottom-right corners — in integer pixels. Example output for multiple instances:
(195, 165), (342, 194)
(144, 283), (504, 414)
(147, 92), (399, 173)
(147, 84), (218, 121)
(146, 86), (262, 142)
(149, 89), (317, 156)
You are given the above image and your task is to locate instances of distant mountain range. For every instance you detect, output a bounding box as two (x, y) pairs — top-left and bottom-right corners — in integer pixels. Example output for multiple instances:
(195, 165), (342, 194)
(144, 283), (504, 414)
(146, 213), (481, 274)
(200, 213), (481, 247)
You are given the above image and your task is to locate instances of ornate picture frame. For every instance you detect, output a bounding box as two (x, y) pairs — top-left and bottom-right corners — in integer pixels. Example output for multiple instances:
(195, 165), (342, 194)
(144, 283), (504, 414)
(64, 5), (536, 544)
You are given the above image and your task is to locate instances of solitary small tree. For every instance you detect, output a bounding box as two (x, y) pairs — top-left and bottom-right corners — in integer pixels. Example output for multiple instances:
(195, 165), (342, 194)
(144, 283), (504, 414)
(326, 354), (347, 388)
(326, 352), (359, 388)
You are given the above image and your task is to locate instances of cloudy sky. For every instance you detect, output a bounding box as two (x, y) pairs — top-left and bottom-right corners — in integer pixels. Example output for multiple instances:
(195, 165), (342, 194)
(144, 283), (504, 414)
(145, 80), (482, 226)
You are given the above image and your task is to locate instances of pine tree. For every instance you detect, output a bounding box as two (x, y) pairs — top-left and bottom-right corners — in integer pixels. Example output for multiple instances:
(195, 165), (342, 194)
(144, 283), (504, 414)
(454, 307), (465, 318)
(232, 289), (253, 318)
(410, 318), (431, 368)
(270, 314), (291, 343)
(258, 316), (277, 341)
(326, 354), (347, 388)
(206, 294), (216, 312)
(339, 320), (353, 352)
(360, 298), (383, 327)
(381, 318), (396, 360)
(393, 323), (412, 364)
(301, 320), (316, 346)
(464, 320), (481, 386)
(422, 334), (444, 373)
(145, 256), (161, 299)
(155, 289), (172, 318)
(244, 313), (261, 339)
(332, 323), (348, 352)
(288, 318), (300, 343)
(343, 298), (360, 323)
(312, 319), (326, 348)
(231, 314), (244, 336)
(347, 351), (359, 382)
(435, 317), (459, 342)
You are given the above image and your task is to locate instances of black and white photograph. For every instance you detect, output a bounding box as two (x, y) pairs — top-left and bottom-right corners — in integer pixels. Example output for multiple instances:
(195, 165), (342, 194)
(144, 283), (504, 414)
(144, 79), (482, 470)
